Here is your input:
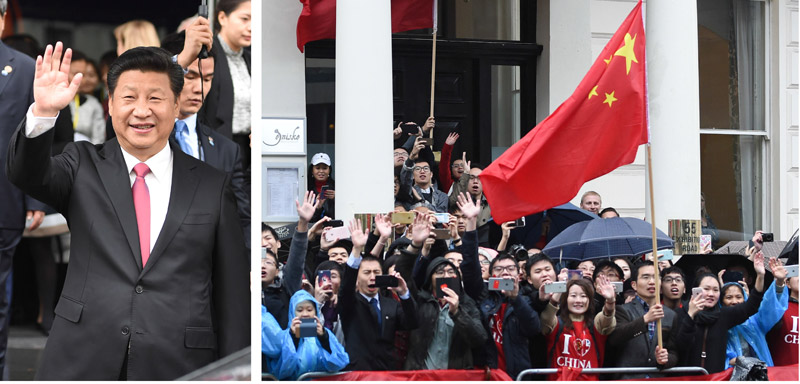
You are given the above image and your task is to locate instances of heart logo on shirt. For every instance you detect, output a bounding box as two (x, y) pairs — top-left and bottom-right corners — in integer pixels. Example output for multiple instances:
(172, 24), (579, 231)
(574, 338), (592, 357)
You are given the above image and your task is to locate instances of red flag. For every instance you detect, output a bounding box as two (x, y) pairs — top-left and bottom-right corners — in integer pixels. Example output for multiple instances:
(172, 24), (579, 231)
(296, 0), (435, 53)
(480, 0), (647, 223)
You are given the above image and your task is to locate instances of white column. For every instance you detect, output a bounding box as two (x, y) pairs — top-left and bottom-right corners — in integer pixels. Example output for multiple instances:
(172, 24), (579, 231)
(645, 0), (702, 231)
(536, 0), (592, 121)
(335, 0), (394, 222)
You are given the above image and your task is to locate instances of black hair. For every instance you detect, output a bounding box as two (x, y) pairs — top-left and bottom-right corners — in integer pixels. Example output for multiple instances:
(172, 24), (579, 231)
(599, 207), (619, 217)
(526, 253), (557, 277)
(489, 252), (517, 275)
(262, 223), (279, 242)
(694, 272), (720, 289)
(107, 46), (184, 100)
(2, 34), (40, 58)
(629, 260), (654, 281)
(314, 260), (343, 278)
(593, 259), (625, 281)
(99, 50), (118, 70)
(660, 265), (686, 281)
(359, 255), (383, 273)
(70, 49), (88, 64)
(216, 0), (250, 32)
(263, 248), (278, 266)
(160, 31), (216, 60)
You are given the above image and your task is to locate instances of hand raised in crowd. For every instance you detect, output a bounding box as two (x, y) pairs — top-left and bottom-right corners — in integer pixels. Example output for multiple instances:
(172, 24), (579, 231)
(409, 136), (426, 160)
(315, 315), (325, 337)
(740, 279), (750, 297)
(447, 214), (460, 242)
(751, 230), (764, 253)
(308, 216), (331, 242)
(501, 221), (513, 239)
(753, 250), (765, 276)
(441, 286), (460, 315)
(177, 16), (213, 68)
(315, 281), (334, 304)
(374, 213), (393, 240)
(33, 42), (82, 117)
(461, 151), (472, 173)
(769, 256), (787, 286)
(456, 192), (480, 232)
(445, 132), (459, 146)
(595, 275), (616, 302)
(290, 317), (303, 339)
(348, 219), (368, 253)
(387, 271), (409, 297)
(643, 303), (665, 324)
(320, 226), (337, 251)
(422, 116), (435, 134)
(409, 211), (431, 247)
(393, 121), (403, 140)
(295, 191), (316, 231)
(502, 275), (520, 300)
(687, 290), (705, 318)
(655, 345), (669, 365)
(539, 280), (556, 303)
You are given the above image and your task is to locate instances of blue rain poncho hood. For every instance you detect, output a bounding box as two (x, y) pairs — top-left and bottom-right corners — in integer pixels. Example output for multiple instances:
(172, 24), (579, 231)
(274, 290), (349, 380)
(722, 280), (789, 369)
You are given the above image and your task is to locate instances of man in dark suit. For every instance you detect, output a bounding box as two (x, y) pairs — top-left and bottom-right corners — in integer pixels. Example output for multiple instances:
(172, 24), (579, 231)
(339, 220), (418, 370)
(0, 1), (47, 377)
(161, 29), (250, 248)
(6, 43), (249, 380)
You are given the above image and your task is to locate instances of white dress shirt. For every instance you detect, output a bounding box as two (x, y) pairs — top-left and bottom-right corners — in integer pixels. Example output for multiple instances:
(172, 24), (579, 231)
(25, 103), (173, 253)
(177, 114), (200, 159)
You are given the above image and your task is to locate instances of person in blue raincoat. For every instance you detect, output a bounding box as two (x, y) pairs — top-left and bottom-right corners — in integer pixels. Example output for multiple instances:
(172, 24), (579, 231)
(721, 257), (789, 369)
(274, 290), (349, 380)
(262, 305), (282, 375)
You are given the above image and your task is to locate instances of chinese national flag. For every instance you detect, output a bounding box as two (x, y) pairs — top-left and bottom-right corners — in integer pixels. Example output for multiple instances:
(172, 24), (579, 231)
(480, 0), (647, 223)
(296, 0), (434, 53)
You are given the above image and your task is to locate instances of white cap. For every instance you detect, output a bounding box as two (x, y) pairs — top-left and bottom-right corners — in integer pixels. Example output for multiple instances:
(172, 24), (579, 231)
(311, 153), (331, 166)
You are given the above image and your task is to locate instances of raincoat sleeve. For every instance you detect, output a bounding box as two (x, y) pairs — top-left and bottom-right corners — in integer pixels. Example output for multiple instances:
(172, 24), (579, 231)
(262, 306), (282, 357)
(274, 329), (300, 380)
(754, 280), (790, 333)
(316, 328), (350, 374)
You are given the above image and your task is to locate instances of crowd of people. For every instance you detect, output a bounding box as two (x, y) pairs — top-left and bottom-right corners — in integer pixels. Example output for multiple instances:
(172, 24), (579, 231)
(0, 0), (252, 379)
(261, 118), (799, 380)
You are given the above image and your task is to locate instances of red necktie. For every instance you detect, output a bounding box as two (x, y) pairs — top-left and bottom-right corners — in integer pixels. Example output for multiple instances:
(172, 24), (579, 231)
(132, 163), (151, 266)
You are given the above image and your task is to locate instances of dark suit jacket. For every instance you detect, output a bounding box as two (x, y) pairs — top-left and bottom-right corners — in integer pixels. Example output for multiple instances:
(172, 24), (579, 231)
(6, 118), (250, 380)
(170, 121), (250, 247)
(339, 261), (418, 371)
(197, 35), (251, 139)
(0, 42), (46, 230)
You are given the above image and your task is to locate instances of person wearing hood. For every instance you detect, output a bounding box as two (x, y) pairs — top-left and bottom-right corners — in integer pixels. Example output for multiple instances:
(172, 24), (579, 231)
(456, 193), (541, 379)
(767, 266), (799, 366)
(683, 251), (768, 374)
(722, 257), (788, 369)
(394, 211), (487, 370)
(273, 290), (349, 380)
(262, 191), (315, 328)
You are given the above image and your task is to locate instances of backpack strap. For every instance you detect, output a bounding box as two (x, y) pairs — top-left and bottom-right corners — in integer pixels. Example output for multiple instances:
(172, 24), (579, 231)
(700, 327), (709, 368)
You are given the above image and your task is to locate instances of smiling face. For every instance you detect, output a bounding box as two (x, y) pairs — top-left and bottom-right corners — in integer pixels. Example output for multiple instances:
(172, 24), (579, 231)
(451, 159), (465, 179)
(721, 284), (745, 306)
(262, 230), (280, 251)
(218, 1), (251, 51)
(356, 259), (383, 297)
(178, 57), (215, 119)
(699, 276), (721, 308)
(613, 259), (631, 280)
(312, 163), (330, 182)
(295, 301), (316, 319)
(108, 70), (179, 161)
(567, 284), (590, 315)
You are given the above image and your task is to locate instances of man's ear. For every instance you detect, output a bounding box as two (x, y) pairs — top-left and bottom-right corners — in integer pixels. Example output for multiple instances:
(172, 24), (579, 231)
(630, 280), (638, 292)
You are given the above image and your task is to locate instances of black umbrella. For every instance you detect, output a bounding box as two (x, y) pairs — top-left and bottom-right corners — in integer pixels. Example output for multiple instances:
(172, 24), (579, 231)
(509, 202), (599, 250)
(674, 253), (772, 288)
(779, 230), (798, 265)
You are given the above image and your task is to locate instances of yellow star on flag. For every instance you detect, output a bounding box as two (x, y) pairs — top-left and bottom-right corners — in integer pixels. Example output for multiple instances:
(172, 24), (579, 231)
(588, 85), (599, 100)
(603, 91), (618, 107)
(614, 33), (638, 75)
(603, 55), (613, 65)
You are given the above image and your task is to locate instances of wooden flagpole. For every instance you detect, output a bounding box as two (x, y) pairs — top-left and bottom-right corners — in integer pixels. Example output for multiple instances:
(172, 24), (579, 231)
(647, 143), (663, 348)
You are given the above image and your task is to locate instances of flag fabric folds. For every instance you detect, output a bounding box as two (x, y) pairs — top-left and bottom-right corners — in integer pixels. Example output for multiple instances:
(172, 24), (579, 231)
(296, 0), (434, 53)
(480, 0), (647, 224)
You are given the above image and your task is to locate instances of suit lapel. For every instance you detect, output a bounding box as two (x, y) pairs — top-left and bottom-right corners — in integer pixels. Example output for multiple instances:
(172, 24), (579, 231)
(140, 142), (199, 277)
(0, 44), (16, 97)
(197, 123), (219, 165)
(96, 139), (143, 270)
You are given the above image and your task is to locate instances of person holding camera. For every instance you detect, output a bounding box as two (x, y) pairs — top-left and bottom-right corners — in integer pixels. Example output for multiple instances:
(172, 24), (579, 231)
(394, 211), (486, 370)
(272, 290), (349, 380)
(456, 193), (541, 378)
(339, 219), (418, 370)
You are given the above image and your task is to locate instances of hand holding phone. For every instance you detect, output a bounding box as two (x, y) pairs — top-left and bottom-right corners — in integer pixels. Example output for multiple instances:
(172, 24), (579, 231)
(372, 275), (399, 288)
(488, 277), (515, 291)
(299, 318), (317, 338)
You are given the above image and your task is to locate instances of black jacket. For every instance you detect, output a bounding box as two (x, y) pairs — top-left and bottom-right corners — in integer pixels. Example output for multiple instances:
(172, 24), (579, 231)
(340, 257), (418, 370)
(395, 253), (487, 370)
(262, 230), (307, 329)
(461, 229), (541, 379)
(197, 35), (251, 139)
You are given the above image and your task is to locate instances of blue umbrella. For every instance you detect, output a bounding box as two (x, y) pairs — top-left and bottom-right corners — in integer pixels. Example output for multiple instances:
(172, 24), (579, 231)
(542, 217), (674, 261)
(509, 203), (599, 249)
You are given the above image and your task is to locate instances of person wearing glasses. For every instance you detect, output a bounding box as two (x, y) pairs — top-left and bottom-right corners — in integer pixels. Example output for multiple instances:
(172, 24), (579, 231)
(400, 160), (449, 213)
(456, 193), (541, 379)
(607, 261), (681, 379)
